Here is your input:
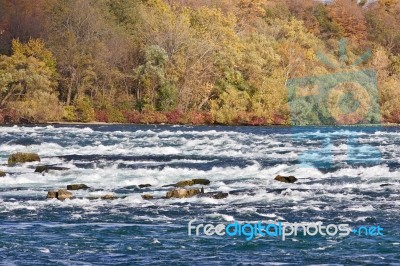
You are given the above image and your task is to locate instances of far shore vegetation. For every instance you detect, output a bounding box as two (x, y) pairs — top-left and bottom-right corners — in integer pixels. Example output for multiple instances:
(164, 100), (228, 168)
(1, 0), (400, 126)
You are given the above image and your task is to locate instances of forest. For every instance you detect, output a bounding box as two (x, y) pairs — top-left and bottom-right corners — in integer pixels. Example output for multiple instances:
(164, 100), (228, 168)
(0, 0), (399, 125)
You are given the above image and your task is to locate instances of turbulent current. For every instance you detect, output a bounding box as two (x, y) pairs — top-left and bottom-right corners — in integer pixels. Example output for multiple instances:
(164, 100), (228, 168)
(0, 125), (399, 265)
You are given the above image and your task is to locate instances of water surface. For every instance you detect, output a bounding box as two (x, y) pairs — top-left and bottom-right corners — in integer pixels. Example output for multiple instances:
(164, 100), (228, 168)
(0, 125), (399, 265)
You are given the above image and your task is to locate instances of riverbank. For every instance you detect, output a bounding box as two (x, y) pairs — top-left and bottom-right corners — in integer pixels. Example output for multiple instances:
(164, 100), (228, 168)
(0, 121), (397, 127)
(39, 121), (400, 127)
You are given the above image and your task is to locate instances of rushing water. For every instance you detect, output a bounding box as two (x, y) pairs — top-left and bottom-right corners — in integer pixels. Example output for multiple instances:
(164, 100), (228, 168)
(0, 125), (399, 265)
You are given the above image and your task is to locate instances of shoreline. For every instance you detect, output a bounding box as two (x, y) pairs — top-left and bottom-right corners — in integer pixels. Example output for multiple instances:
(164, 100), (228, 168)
(0, 121), (399, 127)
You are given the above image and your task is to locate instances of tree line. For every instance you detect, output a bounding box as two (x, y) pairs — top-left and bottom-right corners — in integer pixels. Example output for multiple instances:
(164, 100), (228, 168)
(0, 0), (399, 125)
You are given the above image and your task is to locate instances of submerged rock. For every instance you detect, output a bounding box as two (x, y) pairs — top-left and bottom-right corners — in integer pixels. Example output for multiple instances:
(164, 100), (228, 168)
(229, 189), (257, 196)
(274, 175), (298, 183)
(142, 194), (154, 200)
(47, 189), (73, 201)
(175, 179), (210, 187)
(166, 188), (203, 198)
(67, 184), (90, 190)
(213, 192), (229, 199)
(198, 192), (228, 199)
(87, 194), (125, 200)
(8, 152), (40, 166)
(35, 165), (69, 173)
(138, 184), (152, 188)
(0, 170), (5, 177)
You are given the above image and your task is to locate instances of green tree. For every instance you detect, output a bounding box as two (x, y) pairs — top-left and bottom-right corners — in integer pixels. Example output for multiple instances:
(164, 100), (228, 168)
(135, 45), (170, 111)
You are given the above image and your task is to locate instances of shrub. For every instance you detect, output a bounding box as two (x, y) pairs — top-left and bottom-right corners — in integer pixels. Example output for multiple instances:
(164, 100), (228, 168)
(140, 111), (167, 124)
(202, 112), (214, 124)
(0, 111), (4, 124)
(1, 109), (19, 124)
(249, 116), (266, 126)
(10, 92), (63, 123)
(234, 112), (252, 125)
(189, 112), (206, 125)
(63, 106), (77, 122)
(75, 97), (95, 122)
(94, 110), (108, 123)
(273, 113), (289, 125)
(165, 109), (183, 124)
(124, 110), (142, 123)
(106, 107), (126, 123)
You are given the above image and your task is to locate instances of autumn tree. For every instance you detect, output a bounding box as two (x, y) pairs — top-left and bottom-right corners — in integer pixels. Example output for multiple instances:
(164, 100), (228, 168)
(365, 1), (400, 54)
(0, 39), (61, 121)
(47, 0), (134, 108)
(327, 0), (368, 45)
(0, 0), (52, 54)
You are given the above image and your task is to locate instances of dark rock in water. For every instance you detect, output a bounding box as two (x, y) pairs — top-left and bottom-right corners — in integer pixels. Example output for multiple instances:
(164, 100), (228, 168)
(139, 184), (152, 188)
(212, 192), (228, 199)
(166, 188), (203, 198)
(47, 189), (73, 201)
(8, 152), (40, 166)
(229, 189), (257, 196)
(67, 184), (90, 190)
(35, 165), (69, 173)
(198, 192), (228, 199)
(380, 183), (391, 187)
(274, 175), (297, 183)
(101, 194), (119, 200)
(87, 195), (125, 200)
(142, 194), (154, 200)
(175, 179), (210, 187)
(266, 188), (287, 194)
(0, 170), (5, 177)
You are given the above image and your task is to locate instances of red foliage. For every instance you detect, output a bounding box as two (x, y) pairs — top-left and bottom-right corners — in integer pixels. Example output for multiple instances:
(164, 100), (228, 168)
(95, 110), (109, 123)
(189, 112), (206, 125)
(124, 111), (142, 124)
(165, 109), (183, 124)
(0, 110), (4, 124)
(185, 112), (213, 125)
(273, 113), (288, 125)
(249, 116), (266, 126)
(0, 109), (19, 124)
(202, 112), (214, 124)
